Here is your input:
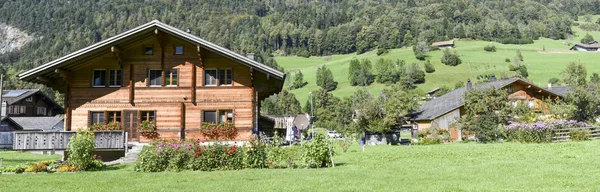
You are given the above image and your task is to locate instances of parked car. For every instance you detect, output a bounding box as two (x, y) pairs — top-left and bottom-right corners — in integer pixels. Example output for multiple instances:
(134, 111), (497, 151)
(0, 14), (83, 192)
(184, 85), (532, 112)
(327, 131), (341, 138)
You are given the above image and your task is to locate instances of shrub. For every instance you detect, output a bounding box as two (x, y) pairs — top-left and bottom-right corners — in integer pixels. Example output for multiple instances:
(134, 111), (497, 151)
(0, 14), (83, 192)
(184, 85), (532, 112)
(267, 145), (301, 168)
(301, 135), (334, 168)
(570, 129), (590, 141)
(244, 135), (268, 168)
(418, 137), (442, 145)
(200, 122), (238, 141)
(505, 58), (511, 63)
(505, 120), (589, 143)
(67, 129), (101, 170)
(139, 120), (160, 140)
(499, 37), (534, 44)
(424, 60), (435, 73)
(441, 49), (461, 66)
(25, 160), (54, 173)
(0, 165), (27, 173)
(56, 163), (78, 172)
(376, 47), (388, 56)
(470, 112), (502, 143)
(484, 45), (496, 52)
(337, 138), (353, 153)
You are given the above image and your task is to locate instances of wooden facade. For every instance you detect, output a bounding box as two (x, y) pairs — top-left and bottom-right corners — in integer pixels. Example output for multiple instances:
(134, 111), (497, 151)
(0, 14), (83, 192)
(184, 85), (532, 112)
(18, 21), (285, 142)
(416, 80), (561, 132)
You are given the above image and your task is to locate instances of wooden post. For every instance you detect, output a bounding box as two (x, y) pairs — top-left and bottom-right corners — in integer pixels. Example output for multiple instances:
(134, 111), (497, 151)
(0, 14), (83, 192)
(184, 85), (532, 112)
(129, 63), (135, 105)
(65, 84), (71, 131)
(191, 62), (197, 104)
(180, 102), (185, 140)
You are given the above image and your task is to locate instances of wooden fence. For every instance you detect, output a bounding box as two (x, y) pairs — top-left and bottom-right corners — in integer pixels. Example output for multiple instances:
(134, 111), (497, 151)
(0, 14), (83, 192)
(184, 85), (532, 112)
(552, 127), (600, 142)
(13, 131), (126, 150)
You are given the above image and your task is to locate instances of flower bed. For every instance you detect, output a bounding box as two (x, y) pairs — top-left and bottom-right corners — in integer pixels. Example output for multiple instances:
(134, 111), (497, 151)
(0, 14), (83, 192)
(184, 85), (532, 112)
(0, 160), (77, 174)
(505, 120), (589, 143)
(134, 135), (334, 172)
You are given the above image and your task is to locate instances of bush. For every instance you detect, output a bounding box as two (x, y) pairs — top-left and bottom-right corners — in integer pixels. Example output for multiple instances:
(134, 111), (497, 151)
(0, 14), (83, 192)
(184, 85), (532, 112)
(499, 37), (534, 44)
(570, 129), (590, 141)
(376, 47), (388, 56)
(0, 165), (28, 173)
(67, 129), (102, 170)
(505, 58), (511, 63)
(25, 160), (55, 173)
(484, 45), (496, 52)
(505, 120), (590, 143)
(418, 137), (442, 145)
(441, 49), (461, 66)
(415, 52), (426, 60)
(424, 60), (435, 73)
(244, 135), (268, 168)
(301, 135), (333, 168)
(139, 120), (160, 140)
(337, 138), (353, 153)
(470, 112), (502, 143)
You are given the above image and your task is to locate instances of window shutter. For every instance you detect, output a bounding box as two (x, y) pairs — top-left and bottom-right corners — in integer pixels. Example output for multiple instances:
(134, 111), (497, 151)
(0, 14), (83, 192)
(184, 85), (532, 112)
(87, 111), (92, 127)
(146, 68), (149, 87)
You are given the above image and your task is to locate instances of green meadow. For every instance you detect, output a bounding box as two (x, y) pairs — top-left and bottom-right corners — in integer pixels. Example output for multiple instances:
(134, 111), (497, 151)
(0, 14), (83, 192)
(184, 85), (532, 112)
(277, 16), (600, 105)
(2, 141), (600, 191)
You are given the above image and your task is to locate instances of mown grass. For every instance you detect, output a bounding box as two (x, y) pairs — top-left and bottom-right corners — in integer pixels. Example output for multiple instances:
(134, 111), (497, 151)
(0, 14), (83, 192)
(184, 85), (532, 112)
(1, 140), (600, 191)
(0, 151), (60, 167)
(277, 17), (600, 105)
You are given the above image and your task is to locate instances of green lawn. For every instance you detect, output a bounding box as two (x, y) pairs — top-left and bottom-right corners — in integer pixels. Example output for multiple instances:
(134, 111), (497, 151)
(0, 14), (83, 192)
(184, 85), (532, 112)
(1, 141), (600, 191)
(0, 151), (60, 167)
(277, 16), (600, 105)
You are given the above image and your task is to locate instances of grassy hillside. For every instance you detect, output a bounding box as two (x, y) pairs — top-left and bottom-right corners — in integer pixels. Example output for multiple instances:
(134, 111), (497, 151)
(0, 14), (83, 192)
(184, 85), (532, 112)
(277, 16), (600, 105)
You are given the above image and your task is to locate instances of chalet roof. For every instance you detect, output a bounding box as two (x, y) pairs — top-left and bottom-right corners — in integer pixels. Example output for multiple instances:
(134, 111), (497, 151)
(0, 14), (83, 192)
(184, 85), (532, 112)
(546, 86), (571, 97)
(18, 20), (285, 82)
(431, 40), (454, 47)
(413, 78), (563, 121)
(571, 41), (600, 49)
(4, 116), (64, 131)
(1, 89), (39, 105)
(0, 89), (64, 113)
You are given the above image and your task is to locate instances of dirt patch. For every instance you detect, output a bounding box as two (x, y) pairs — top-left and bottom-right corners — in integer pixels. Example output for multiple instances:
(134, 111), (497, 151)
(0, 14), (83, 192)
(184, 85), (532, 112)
(538, 50), (576, 54)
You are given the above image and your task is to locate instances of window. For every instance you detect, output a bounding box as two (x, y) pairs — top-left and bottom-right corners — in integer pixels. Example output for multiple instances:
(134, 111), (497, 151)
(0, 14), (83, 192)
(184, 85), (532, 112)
(109, 70), (122, 87)
(141, 111), (156, 122)
(204, 69), (218, 86)
(219, 69), (232, 85)
(91, 112), (105, 125)
(149, 69), (162, 87)
(144, 46), (153, 55)
(219, 110), (233, 123)
(36, 107), (46, 115)
(203, 110), (217, 124)
(107, 111), (121, 123)
(26, 97), (33, 102)
(166, 69), (178, 86)
(174, 46), (184, 55)
(20, 106), (26, 114)
(507, 86), (513, 93)
(93, 70), (107, 87)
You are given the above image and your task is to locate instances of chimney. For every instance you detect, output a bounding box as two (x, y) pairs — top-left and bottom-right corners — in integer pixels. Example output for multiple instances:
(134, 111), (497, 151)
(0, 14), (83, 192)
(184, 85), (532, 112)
(186, 28), (191, 33)
(489, 74), (497, 82)
(247, 53), (255, 61)
(466, 79), (473, 90)
(548, 82), (552, 89)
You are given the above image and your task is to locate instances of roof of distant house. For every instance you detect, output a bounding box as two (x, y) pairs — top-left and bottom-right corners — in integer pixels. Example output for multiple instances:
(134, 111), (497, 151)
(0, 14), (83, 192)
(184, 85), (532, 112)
(431, 40), (454, 47)
(546, 86), (571, 97)
(4, 116), (64, 131)
(18, 20), (284, 83)
(571, 41), (600, 49)
(1, 89), (40, 105)
(413, 78), (563, 121)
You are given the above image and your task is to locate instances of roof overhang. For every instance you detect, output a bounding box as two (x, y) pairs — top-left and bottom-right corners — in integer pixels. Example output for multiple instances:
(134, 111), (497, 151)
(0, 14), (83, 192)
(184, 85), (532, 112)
(19, 20), (285, 83)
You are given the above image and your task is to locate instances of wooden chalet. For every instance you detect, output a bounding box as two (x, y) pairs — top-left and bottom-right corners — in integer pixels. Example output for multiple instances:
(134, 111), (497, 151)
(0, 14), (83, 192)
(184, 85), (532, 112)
(431, 40), (454, 48)
(413, 77), (563, 140)
(18, 20), (285, 142)
(570, 41), (600, 52)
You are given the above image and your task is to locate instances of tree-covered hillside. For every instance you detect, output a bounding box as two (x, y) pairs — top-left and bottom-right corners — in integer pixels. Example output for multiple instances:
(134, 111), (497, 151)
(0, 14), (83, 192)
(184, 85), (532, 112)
(1, 0), (600, 101)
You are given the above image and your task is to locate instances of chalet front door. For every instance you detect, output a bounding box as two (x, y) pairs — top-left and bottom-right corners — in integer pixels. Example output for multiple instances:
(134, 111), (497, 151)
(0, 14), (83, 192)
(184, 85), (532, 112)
(122, 110), (140, 142)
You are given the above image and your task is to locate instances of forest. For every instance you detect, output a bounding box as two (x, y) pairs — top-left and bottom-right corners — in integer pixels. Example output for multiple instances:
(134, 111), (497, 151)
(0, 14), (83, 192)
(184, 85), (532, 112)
(1, 0), (600, 101)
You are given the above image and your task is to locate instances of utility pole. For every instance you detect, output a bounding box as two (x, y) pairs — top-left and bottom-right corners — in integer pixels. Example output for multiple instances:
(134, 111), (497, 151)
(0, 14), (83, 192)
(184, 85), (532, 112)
(0, 74), (3, 119)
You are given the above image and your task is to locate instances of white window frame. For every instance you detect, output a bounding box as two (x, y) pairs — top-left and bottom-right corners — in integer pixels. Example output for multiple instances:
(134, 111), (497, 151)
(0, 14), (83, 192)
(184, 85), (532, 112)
(109, 70), (122, 87)
(25, 97), (33, 102)
(148, 69), (162, 87)
(165, 69), (179, 87)
(36, 107), (46, 115)
(204, 68), (218, 86)
(92, 69), (107, 87)
(20, 106), (26, 114)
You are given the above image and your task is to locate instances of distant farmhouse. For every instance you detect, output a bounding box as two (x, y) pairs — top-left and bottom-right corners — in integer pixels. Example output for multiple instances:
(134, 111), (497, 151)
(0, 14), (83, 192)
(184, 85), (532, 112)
(570, 41), (600, 52)
(0, 89), (64, 148)
(431, 40), (454, 48)
(17, 20), (284, 142)
(412, 77), (564, 140)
